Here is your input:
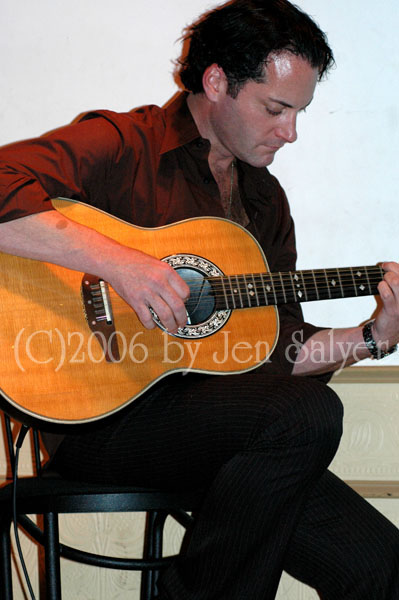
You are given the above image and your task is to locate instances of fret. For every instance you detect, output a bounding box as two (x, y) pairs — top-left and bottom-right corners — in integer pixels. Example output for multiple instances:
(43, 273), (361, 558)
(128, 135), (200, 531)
(250, 274), (260, 306)
(242, 274), (257, 307)
(270, 275), (278, 305)
(238, 275), (248, 307)
(299, 270), (308, 302)
(225, 275), (236, 309)
(221, 275), (243, 309)
(278, 272), (287, 304)
(259, 273), (270, 306)
(336, 268), (344, 298)
(219, 276), (231, 309)
(324, 268), (344, 300)
(288, 271), (297, 302)
(377, 265), (385, 289)
(264, 273), (277, 305)
(211, 277), (226, 310)
(323, 270), (332, 299)
(364, 268), (372, 295)
(373, 266), (384, 294)
(349, 267), (358, 296)
(311, 270), (320, 301)
(233, 275), (244, 308)
(290, 271), (306, 302)
(299, 269), (319, 302)
(350, 267), (373, 297)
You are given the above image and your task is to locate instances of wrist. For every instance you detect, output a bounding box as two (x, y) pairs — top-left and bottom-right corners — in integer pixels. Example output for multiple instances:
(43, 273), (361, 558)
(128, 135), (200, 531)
(362, 320), (397, 360)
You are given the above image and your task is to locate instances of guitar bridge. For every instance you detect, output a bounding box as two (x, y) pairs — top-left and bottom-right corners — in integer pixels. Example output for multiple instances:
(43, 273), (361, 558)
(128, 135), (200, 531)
(81, 274), (120, 362)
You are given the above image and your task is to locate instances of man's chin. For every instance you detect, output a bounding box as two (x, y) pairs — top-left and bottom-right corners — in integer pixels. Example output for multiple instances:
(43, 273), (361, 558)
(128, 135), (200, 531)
(248, 154), (276, 168)
(239, 148), (278, 168)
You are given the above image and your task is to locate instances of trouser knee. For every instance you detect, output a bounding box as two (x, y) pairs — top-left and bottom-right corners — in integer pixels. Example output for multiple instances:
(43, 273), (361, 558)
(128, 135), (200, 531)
(295, 377), (343, 451)
(298, 377), (343, 443)
(254, 377), (344, 469)
(289, 379), (343, 480)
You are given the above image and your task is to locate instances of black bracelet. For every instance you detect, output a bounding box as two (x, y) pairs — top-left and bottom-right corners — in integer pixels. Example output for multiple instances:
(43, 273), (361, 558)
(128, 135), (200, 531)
(362, 320), (397, 359)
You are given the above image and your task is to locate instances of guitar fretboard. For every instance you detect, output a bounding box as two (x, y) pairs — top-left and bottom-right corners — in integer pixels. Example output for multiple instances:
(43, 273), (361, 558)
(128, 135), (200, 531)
(212, 265), (384, 310)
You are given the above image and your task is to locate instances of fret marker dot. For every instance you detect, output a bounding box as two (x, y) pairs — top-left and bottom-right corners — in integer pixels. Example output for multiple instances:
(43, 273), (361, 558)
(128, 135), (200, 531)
(331, 279), (336, 287)
(249, 291), (255, 297)
(359, 284), (365, 291)
(298, 291), (303, 298)
(266, 285), (271, 292)
(356, 271), (362, 277)
(248, 283), (253, 289)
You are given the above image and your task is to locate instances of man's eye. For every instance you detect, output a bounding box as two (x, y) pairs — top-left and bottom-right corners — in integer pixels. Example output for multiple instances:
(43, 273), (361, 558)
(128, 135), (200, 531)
(266, 108), (282, 116)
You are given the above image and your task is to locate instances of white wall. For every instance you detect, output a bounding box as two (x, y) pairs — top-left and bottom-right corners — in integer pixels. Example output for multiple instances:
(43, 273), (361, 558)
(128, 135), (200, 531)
(1, 0), (398, 364)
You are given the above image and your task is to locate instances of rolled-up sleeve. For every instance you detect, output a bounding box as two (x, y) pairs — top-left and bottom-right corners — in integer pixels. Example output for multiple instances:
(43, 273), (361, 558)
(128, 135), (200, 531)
(0, 111), (137, 223)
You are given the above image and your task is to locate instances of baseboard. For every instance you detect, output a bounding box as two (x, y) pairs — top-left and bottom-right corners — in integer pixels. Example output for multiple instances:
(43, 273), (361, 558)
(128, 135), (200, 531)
(347, 480), (399, 498)
(332, 365), (399, 384)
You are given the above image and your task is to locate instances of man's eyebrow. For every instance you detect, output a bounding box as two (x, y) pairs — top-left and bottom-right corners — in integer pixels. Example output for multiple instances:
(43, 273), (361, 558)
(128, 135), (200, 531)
(268, 97), (313, 109)
(268, 97), (293, 108)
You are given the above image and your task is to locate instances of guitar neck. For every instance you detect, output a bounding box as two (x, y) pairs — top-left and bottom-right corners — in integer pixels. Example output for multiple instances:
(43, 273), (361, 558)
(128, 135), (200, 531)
(213, 265), (384, 310)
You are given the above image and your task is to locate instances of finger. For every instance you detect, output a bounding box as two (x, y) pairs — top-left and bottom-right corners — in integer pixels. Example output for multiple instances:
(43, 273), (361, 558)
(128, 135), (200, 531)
(168, 268), (190, 300)
(130, 286), (187, 332)
(156, 267), (189, 327)
(160, 291), (188, 329)
(157, 277), (189, 328)
(381, 261), (399, 276)
(134, 301), (157, 330)
(146, 294), (184, 332)
(378, 280), (394, 305)
(139, 274), (188, 330)
(382, 271), (399, 302)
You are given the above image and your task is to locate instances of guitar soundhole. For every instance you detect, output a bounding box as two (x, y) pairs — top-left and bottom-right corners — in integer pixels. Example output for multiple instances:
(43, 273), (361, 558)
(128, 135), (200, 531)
(151, 253), (231, 339)
(178, 268), (215, 324)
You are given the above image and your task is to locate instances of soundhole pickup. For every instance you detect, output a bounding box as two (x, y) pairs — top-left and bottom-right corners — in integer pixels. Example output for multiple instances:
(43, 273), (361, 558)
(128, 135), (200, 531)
(81, 274), (120, 362)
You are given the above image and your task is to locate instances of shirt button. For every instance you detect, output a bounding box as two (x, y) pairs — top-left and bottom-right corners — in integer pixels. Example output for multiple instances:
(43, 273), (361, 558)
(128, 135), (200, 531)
(203, 177), (211, 184)
(196, 139), (205, 148)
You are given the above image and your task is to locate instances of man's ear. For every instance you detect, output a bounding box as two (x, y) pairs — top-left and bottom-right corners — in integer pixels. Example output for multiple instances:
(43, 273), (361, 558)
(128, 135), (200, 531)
(202, 64), (228, 102)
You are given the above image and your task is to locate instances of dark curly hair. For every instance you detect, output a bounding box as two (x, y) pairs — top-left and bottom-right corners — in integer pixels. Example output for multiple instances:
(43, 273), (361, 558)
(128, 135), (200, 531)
(178, 0), (334, 97)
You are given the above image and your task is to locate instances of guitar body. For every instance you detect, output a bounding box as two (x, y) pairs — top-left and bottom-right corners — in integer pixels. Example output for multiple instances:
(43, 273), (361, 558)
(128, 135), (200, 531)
(0, 199), (278, 426)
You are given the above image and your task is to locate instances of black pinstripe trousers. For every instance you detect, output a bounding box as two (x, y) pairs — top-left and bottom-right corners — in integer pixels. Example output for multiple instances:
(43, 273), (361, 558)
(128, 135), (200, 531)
(53, 372), (399, 599)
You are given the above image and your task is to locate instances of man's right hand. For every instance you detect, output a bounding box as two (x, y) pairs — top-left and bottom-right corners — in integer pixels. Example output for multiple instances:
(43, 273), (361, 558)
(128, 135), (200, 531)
(0, 209), (190, 333)
(104, 247), (190, 332)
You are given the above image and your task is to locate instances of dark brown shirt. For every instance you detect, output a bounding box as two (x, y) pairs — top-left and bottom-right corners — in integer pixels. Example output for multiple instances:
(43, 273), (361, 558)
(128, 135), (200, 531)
(0, 92), (327, 376)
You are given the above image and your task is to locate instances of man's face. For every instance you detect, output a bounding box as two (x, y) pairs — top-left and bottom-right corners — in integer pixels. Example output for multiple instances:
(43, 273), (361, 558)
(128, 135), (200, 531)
(208, 52), (319, 167)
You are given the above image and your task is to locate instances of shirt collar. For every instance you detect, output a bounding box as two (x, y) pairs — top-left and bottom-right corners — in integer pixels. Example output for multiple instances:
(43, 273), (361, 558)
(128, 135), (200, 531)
(160, 92), (203, 154)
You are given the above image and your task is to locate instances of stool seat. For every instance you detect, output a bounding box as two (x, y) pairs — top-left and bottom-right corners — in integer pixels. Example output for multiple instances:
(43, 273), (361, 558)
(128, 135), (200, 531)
(0, 475), (203, 514)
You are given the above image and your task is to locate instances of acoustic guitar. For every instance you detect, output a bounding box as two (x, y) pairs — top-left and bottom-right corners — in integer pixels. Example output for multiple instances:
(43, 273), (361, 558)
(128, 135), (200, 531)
(0, 198), (383, 428)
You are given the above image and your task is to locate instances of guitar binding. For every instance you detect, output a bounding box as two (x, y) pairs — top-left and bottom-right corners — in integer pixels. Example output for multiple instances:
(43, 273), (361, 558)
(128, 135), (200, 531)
(151, 253), (231, 339)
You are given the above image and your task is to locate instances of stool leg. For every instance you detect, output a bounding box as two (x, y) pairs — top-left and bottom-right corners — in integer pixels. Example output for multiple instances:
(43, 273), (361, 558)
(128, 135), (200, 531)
(151, 511), (168, 598)
(140, 511), (168, 600)
(0, 521), (13, 600)
(43, 512), (62, 600)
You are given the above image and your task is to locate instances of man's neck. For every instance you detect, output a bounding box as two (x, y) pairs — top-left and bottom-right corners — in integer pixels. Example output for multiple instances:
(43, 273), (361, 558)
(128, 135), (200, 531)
(187, 92), (234, 174)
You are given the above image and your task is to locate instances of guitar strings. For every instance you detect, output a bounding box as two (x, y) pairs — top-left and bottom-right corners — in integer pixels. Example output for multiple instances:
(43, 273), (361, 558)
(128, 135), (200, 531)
(179, 269), (384, 293)
(180, 279), (384, 296)
(109, 266), (384, 311)
(180, 268), (383, 309)
(174, 266), (384, 287)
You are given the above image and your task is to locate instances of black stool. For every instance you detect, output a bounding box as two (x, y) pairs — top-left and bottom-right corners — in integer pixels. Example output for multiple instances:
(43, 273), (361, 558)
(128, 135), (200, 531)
(0, 413), (203, 599)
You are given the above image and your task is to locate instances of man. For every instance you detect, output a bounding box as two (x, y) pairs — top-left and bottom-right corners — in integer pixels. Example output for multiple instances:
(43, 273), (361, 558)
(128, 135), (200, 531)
(0, 1), (399, 598)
